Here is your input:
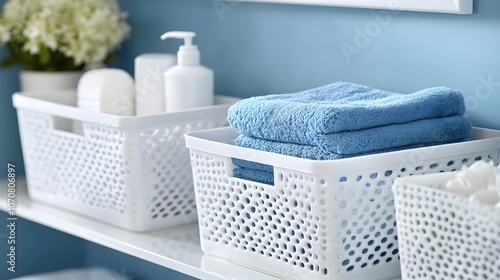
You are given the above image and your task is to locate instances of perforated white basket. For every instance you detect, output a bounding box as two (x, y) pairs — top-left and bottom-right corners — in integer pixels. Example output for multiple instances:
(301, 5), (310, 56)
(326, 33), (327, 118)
(392, 172), (500, 280)
(13, 90), (236, 232)
(185, 126), (500, 280)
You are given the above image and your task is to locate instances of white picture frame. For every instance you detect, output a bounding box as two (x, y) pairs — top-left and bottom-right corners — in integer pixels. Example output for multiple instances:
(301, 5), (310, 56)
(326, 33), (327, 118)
(240, 0), (473, 14)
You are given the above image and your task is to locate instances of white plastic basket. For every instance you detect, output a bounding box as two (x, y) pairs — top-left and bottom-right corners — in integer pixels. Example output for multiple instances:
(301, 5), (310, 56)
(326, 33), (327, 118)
(185, 126), (500, 280)
(13, 90), (237, 232)
(392, 172), (500, 280)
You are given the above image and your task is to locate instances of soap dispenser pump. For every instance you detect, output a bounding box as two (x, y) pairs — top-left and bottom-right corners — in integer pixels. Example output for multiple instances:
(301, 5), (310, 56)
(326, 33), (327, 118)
(160, 31), (214, 112)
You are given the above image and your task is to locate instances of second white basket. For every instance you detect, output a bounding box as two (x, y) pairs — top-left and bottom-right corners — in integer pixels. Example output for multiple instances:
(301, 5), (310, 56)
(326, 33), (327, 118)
(392, 172), (500, 280)
(185, 126), (500, 280)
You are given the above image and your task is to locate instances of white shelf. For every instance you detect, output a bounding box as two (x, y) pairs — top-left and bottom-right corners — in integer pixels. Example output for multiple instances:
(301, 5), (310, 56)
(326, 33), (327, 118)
(0, 179), (280, 280)
(0, 179), (401, 280)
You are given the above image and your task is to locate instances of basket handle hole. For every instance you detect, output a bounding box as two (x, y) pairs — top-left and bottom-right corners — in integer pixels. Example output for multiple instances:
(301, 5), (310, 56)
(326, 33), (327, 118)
(230, 173), (275, 187)
(52, 116), (84, 136)
(231, 158), (275, 186)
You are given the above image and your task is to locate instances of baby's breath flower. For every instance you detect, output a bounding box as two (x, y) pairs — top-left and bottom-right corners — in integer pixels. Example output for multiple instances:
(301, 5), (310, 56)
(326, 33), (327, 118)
(0, 0), (130, 71)
(0, 24), (10, 43)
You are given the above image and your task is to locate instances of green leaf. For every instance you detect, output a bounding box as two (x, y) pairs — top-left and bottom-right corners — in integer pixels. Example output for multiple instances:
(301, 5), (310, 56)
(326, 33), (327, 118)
(0, 56), (20, 68)
(19, 50), (36, 65)
(6, 42), (22, 57)
(2, 41), (86, 71)
(39, 46), (51, 65)
(104, 53), (118, 64)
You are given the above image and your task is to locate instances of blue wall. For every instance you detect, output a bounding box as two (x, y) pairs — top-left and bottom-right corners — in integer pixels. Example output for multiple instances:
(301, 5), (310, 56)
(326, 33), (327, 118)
(2, 0), (500, 178)
(1, 0), (499, 278)
(117, 0), (500, 129)
(0, 212), (86, 279)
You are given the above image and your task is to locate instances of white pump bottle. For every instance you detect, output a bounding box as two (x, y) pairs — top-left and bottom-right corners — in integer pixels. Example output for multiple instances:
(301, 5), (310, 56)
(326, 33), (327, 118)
(160, 31), (214, 112)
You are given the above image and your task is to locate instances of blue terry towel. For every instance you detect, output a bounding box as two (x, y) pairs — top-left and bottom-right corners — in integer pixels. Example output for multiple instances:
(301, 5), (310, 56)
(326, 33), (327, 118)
(232, 158), (274, 173)
(233, 168), (274, 185)
(228, 82), (466, 146)
(232, 131), (470, 184)
(233, 115), (471, 156)
(305, 115), (470, 154)
(232, 133), (470, 176)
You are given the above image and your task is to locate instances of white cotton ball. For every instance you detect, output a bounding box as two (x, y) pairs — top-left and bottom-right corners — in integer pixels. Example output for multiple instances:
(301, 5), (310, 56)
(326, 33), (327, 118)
(445, 161), (500, 200)
(445, 177), (471, 196)
(469, 189), (499, 205)
(479, 161), (497, 185)
(457, 161), (496, 191)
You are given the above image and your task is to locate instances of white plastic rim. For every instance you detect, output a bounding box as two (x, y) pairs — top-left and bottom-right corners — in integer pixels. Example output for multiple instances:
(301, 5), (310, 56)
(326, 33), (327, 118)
(13, 92), (235, 130)
(185, 127), (500, 175)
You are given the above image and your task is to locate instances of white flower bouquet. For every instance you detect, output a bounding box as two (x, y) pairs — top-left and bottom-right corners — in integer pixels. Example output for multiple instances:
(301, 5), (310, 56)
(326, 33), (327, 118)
(0, 0), (130, 71)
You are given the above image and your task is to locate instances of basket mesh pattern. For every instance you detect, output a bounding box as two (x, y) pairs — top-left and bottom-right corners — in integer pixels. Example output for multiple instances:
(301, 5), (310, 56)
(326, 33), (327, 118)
(193, 151), (329, 275)
(19, 109), (227, 230)
(393, 182), (500, 280)
(190, 148), (499, 280)
(333, 153), (494, 275)
(140, 122), (223, 221)
(21, 111), (129, 213)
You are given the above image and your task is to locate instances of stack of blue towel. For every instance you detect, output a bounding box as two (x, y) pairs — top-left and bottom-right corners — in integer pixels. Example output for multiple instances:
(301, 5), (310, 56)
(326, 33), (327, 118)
(228, 82), (472, 184)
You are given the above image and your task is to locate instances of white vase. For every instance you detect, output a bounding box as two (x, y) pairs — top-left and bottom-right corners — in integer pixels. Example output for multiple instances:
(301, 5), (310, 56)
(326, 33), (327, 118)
(20, 70), (82, 91)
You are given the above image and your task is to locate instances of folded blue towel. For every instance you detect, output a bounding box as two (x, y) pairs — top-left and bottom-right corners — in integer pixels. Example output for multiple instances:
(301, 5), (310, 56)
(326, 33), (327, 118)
(311, 115), (471, 154)
(228, 82), (466, 146)
(232, 134), (470, 175)
(233, 168), (274, 185)
(234, 115), (470, 157)
(234, 168), (273, 185)
(232, 158), (274, 173)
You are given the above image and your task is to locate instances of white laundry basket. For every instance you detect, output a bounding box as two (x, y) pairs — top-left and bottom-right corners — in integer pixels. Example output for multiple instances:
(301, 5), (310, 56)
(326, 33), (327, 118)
(392, 172), (500, 280)
(13, 90), (236, 232)
(185, 126), (500, 280)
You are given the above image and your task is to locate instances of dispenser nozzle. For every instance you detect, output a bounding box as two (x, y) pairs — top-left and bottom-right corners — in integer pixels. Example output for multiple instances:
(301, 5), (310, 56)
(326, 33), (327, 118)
(160, 31), (196, 46)
(160, 31), (200, 66)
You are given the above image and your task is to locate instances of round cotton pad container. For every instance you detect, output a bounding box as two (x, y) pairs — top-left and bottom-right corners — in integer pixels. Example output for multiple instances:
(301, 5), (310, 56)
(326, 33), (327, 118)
(77, 68), (135, 116)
